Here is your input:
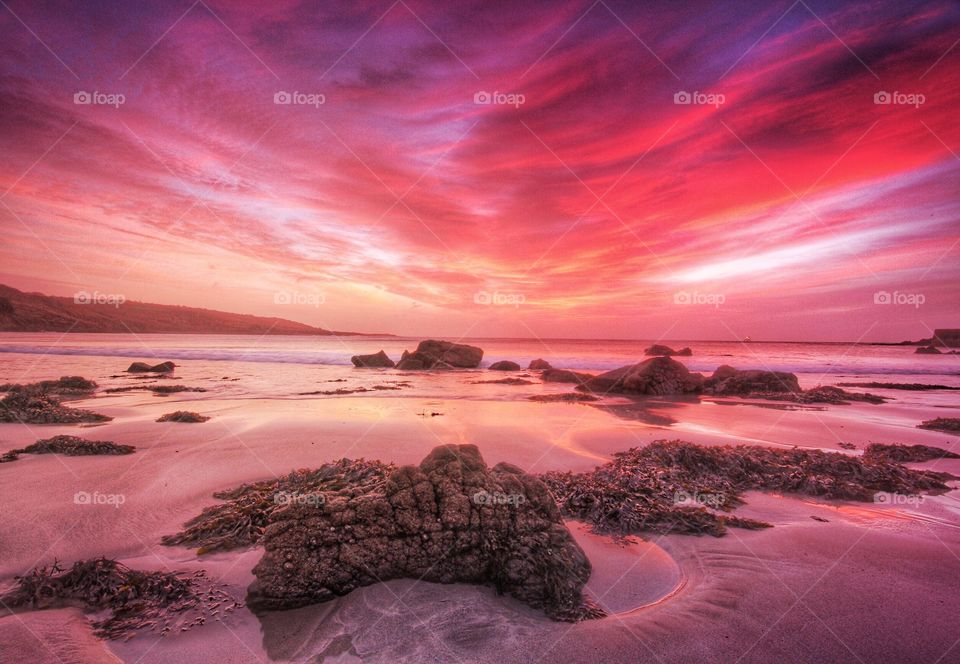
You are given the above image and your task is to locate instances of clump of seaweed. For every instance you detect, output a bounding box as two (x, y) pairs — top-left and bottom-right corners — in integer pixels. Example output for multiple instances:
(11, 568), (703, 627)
(744, 386), (886, 405)
(0, 376), (98, 395)
(156, 411), (210, 423)
(918, 418), (960, 433)
(472, 378), (536, 385)
(865, 443), (960, 462)
(0, 435), (134, 463)
(0, 381), (110, 424)
(539, 440), (954, 537)
(104, 385), (206, 394)
(162, 458), (394, 553)
(528, 393), (599, 402)
(0, 558), (240, 640)
(837, 382), (960, 391)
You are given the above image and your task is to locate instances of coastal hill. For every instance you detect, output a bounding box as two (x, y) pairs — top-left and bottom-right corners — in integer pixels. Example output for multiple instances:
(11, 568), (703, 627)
(0, 284), (365, 335)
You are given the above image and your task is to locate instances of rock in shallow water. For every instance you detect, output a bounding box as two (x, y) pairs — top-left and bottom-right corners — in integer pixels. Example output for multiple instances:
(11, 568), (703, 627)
(248, 444), (602, 621)
(395, 340), (483, 369)
(350, 350), (395, 368)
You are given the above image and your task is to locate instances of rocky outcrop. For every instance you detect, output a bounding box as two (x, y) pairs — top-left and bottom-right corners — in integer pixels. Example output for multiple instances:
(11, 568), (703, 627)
(703, 365), (801, 395)
(644, 344), (692, 357)
(915, 346), (941, 354)
(528, 358), (553, 370)
(540, 369), (594, 385)
(248, 444), (602, 622)
(489, 360), (521, 371)
(350, 350), (395, 368)
(127, 361), (176, 373)
(395, 340), (483, 369)
(578, 357), (704, 395)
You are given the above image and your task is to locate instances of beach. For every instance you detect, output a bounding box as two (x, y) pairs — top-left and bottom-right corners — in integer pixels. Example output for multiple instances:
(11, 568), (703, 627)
(1, 334), (959, 663)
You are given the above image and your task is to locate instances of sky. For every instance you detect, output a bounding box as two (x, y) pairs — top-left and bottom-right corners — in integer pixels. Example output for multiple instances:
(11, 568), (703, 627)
(0, 0), (958, 341)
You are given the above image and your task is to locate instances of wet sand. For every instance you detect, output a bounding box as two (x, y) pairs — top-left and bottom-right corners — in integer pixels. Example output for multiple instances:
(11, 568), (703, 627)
(1, 354), (958, 663)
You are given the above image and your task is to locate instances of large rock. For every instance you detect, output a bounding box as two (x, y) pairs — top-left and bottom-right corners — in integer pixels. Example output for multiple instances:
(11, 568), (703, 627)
(489, 360), (521, 371)
(248, 444), (601, 621)
(540, 368), (594, 385)
(395, 340), (483, 369)
(528, 358), (553, 370)
(644, 344), (692, 357)
(350, 350), (395, 368)
(578, 357), (703, 395)
(703, 365), (801, 395)
(127, 361), (176, 373)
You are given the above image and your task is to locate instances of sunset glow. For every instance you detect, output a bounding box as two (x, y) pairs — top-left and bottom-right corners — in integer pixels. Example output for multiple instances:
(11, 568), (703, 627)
(1, 0), (958, 340)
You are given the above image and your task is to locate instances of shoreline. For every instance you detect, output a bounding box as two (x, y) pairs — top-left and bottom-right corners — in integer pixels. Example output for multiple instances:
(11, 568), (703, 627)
(0, 349), (958, 663)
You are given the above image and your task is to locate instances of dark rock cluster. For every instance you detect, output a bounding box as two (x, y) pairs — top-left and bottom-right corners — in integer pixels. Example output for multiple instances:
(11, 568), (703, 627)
(395, 340), (483, 369)
(350, 350), (395, 368)
(248, 444), (601, 621)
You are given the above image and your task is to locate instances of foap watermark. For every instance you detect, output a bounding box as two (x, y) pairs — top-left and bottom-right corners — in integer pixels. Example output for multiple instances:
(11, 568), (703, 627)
(74, 91), (125, 108)
(473, 290), (525, 307)
(474, 91), (525, 108)
(473, 490), (526, 506)
(274, 290), (325, 307)
(674, 90), (725, 107)
(673, 290), (725, 308)
(873, 91), (925, 108)
(274, 491), (325, 507)
(674, 490), (727, 508)
(274, 91), (326, 108)
(74, 490), (125, 508)
(74, 290), (125, 307)
(873, 492), (924, 506)
(873, 290), (924, 308)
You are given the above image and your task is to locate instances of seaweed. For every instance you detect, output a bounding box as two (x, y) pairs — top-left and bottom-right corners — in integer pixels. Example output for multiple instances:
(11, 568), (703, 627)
(918, 418), (960, 433)
(864, 443), (960, 462)
(0, 435), (134, 462)
(156, 411), (210, 423)
(837, 382), (960, 391)
(0, 380), (110, 424)
(161, 458), (393, 553)
(539, 440), (954, 538)
(0, 558), (240, 640)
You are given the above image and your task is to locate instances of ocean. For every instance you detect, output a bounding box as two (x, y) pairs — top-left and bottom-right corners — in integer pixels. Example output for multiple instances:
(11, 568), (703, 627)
(0, 333), (956, 378)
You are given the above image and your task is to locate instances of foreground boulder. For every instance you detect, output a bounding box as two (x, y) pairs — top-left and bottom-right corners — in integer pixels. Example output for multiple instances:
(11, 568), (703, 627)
(396, 340), (483, 369)
(127, 361), (176, 373)
(248, 444), (601, 621)
(489, 360), (521, 371)
(578, 357), (704, 395)
(528, 358), (553, 370)
(703, 365), (801, 395)
(644, 344), (692, 357)
(350, 350), (395, 368)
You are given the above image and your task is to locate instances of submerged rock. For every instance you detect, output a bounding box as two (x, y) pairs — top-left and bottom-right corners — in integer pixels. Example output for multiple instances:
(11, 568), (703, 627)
(915, 346), (942, 354)
(540, 368), (595, 385)
(127, 361), (176, 373)
(644, 344), (692, 357)
(578, 357), (704, 395)
(489, 360), (521, 371)
(350, 350), (395, 368)
(528, 358), (553, 370)
(248, 444), (602, 621)
(395, 340), (483, 369)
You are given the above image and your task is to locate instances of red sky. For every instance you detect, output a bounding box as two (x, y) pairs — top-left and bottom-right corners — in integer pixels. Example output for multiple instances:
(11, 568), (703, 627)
(1, 0), (958, 341)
